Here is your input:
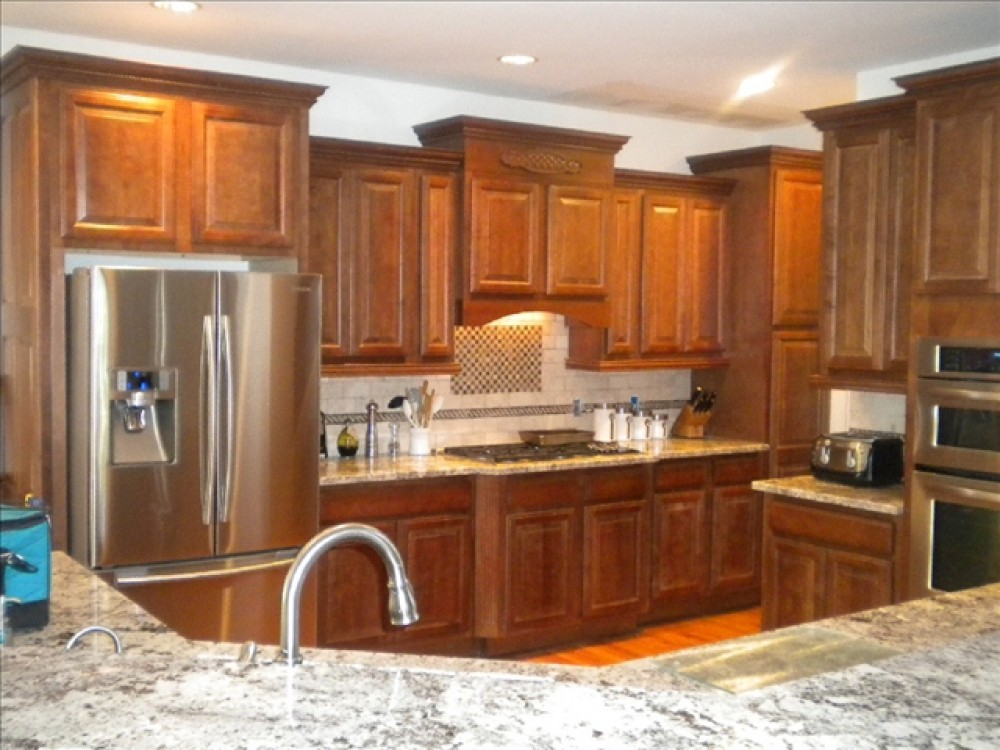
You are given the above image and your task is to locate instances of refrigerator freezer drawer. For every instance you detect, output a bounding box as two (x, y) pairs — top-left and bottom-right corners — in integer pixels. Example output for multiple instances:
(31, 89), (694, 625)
(113, 551), (317, 646)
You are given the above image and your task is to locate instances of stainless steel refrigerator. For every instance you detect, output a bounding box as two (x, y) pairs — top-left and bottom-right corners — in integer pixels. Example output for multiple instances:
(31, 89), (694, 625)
(68, 266), (321, 645)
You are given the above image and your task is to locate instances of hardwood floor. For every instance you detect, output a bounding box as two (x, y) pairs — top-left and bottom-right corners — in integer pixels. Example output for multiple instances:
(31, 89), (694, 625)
(521, 608), (762, 667)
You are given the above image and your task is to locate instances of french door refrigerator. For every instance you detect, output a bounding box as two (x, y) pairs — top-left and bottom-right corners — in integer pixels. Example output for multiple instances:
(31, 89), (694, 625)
(68, 266), (321, 644)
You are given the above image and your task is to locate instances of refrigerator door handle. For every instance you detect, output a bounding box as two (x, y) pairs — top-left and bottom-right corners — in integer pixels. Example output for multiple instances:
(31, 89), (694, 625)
(218, 314), (235, 523)
(113, 550), (297, 585)
(200, 314), (217, 526)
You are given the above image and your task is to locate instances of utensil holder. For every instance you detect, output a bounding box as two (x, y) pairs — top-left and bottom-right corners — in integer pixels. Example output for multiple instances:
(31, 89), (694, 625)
(670, 405), (711, 438)
(409, 427), (431, 456)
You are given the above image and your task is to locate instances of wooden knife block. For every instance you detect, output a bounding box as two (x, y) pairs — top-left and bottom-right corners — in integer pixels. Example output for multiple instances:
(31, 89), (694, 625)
(671, 404), (711, 438)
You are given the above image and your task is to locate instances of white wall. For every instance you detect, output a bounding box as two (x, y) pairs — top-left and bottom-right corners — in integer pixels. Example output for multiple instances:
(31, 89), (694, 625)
(0, 25), (819, 171)
(856, 44), (1000, 100)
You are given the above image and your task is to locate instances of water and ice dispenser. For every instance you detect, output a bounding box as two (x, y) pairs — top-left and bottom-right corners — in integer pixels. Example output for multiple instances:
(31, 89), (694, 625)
(109, 368), (177, 465)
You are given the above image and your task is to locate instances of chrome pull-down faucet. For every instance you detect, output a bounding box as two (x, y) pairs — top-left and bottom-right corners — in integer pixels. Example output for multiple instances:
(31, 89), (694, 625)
(279, 523), (419, 667)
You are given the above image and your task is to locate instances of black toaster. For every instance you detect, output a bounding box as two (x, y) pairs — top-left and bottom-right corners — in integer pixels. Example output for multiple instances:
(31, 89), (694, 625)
(810, 430), (905, 487)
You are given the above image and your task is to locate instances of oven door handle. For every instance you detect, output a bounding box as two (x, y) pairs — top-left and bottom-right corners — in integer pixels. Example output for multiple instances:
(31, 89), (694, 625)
(914, 469), (1000, 509)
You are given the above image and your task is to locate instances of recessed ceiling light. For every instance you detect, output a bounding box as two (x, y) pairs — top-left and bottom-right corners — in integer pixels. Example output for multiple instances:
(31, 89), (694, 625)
(152, 1), (200, 13)
(499, 54), (537, 66)
(736, 71), (777, 99)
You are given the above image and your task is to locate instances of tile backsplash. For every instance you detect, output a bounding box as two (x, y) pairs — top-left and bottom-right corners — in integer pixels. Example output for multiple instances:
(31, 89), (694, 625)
(321, 313), (691, 453)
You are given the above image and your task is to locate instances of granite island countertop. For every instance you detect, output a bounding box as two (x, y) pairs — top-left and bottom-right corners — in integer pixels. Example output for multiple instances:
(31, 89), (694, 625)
(2, 554), (998, 748)
(321, 436), (769, 486)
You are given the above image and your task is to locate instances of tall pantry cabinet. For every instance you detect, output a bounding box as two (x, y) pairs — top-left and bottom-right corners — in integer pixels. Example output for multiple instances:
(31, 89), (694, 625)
(687, 147), (826, 478)
(0, 47), (324, 547)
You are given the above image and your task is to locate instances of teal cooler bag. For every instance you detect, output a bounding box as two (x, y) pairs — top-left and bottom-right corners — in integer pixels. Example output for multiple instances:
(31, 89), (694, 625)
(0, 504), (51, 629)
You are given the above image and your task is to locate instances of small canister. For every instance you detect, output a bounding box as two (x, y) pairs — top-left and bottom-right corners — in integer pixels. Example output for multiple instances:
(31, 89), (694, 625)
(593, 404), (613, 442)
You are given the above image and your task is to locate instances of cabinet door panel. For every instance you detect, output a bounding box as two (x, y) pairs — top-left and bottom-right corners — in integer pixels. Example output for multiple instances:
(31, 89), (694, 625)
(771, 331), (823, 477)
(351, 169), (414, 357)
(583, 500), (646, 619)
(773, 169), (823, 327)
(826, 549), (893, 618)
(711, 485), (761, 592)
(763, 537), (824, 630)
(419, 173), (456, 358)
(307, 172), (348, 360)
(915, 94), (999, 294)
(687, 199), (725, 353)
(547, 186), (608, 296)
(885, 125), (915, 371)
(651, 489), (709, 600)
(192, 102), (297, 249)
(641, 195), (684, 354)
(505, 509), (579, 630)
(60, 88), (176, 243)
(605, 190), (642, 356)
(398, 515), (472, 638)
(316, 520), (396, 645)
(824, 132), (882, 370)
(469, 178), (542, 295)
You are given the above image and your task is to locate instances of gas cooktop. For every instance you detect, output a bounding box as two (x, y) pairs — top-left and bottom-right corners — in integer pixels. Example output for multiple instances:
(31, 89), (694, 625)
(442, 441), (640, 464)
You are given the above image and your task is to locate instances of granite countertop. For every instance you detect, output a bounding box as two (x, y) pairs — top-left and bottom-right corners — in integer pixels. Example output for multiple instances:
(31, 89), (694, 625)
(752, 475), (906, 516)
(321, 437), (769, 485)
(2, 554), (998, 748)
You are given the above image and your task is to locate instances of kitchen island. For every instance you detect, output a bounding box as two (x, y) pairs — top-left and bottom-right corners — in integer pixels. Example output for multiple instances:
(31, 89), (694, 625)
(2, 553), (998, 748)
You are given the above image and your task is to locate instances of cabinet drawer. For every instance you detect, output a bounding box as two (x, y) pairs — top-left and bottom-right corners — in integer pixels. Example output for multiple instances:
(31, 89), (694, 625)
(654, 460), (710, 492)
(506, 472), (583, 510)
(713, 454), (765, 485)
(766, 500), (894, 557)
(321, 477), (473, 522)
(586, 466), (647, 502)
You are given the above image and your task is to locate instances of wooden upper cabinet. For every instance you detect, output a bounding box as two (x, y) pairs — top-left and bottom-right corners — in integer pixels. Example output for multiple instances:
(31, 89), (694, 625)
(419, 173), (457, 358)
(42, 50), (324, 254)
(306, 137), (461, 373)
(896, 60), (1000, 296)
(351, 168), (414, 358)
(805, 95), (916, 391)
(772, 168), (823, 327)
(546, 185), (609, 296)
(190, 101), (299, 249)
(642, 192), (685, 354)
(566, 171), (733, 370)
(59, 88), (177, 244)
(414, 115), (629, 327)
(468, 177), (542, 295)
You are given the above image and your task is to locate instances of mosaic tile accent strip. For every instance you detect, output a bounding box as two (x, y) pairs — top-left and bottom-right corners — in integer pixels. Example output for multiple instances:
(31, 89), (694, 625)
(453, 325), (542, 395)
(323, 400), (687, 424)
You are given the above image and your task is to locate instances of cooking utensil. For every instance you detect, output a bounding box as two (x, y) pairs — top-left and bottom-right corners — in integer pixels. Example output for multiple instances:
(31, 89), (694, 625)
(387, 395), (406, 409)
(518, 429), (595, 446)
(402, 400), (416, 428)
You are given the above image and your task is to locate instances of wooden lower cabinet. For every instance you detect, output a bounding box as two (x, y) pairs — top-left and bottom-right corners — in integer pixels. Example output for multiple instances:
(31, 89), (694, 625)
(761, 496), (900, 630)
(646, 454), (765, 622)
(475, 465), (648, 656)
(316, 477), (475, 655)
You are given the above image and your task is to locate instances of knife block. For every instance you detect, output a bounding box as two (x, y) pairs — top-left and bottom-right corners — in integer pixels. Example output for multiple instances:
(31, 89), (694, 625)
(671, 404), (711, 438)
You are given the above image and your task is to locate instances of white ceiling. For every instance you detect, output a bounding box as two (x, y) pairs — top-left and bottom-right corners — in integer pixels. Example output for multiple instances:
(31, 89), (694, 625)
(3, 1), (999, 128)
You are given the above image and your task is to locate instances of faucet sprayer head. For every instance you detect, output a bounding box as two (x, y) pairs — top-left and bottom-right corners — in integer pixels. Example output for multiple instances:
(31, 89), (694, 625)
(388, 578), (419, 627)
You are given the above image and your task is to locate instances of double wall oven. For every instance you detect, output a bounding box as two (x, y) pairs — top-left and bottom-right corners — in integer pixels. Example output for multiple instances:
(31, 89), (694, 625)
(910, 338), (1000, 597)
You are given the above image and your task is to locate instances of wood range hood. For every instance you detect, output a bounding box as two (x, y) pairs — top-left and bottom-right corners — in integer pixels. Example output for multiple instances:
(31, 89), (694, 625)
(414, 115), (631, 329)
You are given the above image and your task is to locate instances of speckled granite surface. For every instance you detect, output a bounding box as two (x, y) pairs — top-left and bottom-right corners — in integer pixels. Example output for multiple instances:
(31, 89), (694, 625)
(2, 554), (998, 748)
(322, 437), (769, 485)
(752, 475), (905, 516)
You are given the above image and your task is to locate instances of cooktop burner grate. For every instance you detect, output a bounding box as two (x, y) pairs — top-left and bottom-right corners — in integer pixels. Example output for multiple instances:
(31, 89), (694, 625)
(442, 442), (640, 463)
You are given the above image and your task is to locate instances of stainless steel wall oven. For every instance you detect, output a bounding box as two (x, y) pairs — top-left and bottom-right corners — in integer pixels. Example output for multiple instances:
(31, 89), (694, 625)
(910, 338), (1000, 598)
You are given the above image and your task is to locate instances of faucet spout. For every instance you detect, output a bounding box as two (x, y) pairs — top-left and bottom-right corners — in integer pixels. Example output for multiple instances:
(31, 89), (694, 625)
(280, 523), (419, 667)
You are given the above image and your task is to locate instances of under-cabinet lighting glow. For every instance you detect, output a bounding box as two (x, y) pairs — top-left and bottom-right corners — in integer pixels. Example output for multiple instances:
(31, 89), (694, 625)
(499, 54), (537, 66)
(152, 1), (200, 13)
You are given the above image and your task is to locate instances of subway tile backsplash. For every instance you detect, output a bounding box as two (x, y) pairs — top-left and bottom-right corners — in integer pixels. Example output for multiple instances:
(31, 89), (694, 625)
(321, 313), (691, 452)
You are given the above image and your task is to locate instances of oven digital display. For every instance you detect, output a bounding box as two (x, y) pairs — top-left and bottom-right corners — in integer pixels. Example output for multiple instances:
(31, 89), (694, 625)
(939, 346), (1000, 375)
